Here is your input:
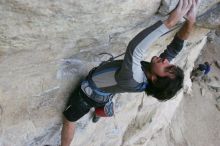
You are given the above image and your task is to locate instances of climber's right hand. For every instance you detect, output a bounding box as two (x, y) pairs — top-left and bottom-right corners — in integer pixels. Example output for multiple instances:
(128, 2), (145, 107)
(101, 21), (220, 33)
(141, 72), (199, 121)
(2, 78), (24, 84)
(185, 0), (200, 23)
(164, 0), (193, 29)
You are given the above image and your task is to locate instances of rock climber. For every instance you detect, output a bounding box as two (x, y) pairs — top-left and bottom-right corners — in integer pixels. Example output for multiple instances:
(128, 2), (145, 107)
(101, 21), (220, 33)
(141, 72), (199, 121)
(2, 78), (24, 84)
(61, 0), (199, 145)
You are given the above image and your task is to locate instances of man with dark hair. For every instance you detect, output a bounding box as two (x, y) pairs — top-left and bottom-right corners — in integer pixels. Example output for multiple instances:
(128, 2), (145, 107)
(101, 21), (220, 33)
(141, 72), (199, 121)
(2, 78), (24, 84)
(61, 0), (199, 145)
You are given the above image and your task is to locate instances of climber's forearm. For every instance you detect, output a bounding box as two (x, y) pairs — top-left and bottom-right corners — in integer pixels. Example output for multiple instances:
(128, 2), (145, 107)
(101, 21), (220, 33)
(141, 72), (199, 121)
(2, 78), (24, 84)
(176, 20), (194, 40)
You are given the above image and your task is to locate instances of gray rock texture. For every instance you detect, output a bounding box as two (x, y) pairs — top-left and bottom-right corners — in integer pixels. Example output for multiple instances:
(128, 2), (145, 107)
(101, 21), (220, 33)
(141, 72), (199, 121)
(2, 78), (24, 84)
(0, 0), (220, 146)
(196, 2), (220, 29)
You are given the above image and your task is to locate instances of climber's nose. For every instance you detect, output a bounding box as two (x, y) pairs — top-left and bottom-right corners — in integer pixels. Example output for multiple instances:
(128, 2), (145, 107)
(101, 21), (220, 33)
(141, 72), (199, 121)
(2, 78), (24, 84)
(162, 58), (169, 64)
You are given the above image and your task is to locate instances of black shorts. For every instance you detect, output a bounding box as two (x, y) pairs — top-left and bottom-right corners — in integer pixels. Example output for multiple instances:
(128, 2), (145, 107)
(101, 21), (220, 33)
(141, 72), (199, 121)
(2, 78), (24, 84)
(63, 80), (105, 122)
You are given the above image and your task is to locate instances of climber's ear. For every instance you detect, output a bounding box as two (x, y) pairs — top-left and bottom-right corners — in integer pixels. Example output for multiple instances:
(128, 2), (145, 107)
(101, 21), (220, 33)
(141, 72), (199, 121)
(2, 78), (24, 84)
(151, 74), (158, 84)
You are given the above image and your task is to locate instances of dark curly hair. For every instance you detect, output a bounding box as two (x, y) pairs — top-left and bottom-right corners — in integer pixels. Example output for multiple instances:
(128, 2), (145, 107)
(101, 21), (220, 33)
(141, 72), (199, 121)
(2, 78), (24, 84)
(145, 65), (184, 101)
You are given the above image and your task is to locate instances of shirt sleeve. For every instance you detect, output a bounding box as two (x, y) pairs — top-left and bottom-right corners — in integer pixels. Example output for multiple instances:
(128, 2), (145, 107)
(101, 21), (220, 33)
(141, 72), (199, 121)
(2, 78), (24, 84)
(117, 20), (169, 83)
(159, 34), (185, 62)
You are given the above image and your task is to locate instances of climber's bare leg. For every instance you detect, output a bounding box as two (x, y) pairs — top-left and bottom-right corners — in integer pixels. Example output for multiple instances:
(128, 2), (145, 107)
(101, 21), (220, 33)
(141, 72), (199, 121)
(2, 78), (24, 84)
(61, 116), (75, 146)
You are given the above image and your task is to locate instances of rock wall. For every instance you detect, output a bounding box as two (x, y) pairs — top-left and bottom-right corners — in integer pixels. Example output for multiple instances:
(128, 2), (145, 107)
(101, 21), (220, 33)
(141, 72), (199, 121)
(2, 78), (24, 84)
(196, 2), (220, 29)
(0, 0), (219, 146)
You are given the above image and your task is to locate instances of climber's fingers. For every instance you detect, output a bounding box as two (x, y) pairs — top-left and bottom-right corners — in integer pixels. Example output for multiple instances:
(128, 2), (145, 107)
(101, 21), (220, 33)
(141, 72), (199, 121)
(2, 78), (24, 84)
(186, 2), (194, 14)
(183, 0), (193, 11)
(182, 0), (188, 9)
(190, 0), (195, 11)
(192, 0), (197, 9)
(182, 0), (190, 9)
(177, 0), (183, 10)
(188, 0), (193, 10)
(166, 0), (195, 27)
(191, 0), (198, 14)
(177, 0), (192, 16)
(193, 0), (201, 13)
(184, 0), (198, 22)
(186, 1), (194, 16)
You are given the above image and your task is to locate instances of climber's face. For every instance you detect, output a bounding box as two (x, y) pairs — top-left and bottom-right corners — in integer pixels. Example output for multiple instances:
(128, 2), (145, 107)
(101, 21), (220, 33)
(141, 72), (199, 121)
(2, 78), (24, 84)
(150, 56), (175, 78)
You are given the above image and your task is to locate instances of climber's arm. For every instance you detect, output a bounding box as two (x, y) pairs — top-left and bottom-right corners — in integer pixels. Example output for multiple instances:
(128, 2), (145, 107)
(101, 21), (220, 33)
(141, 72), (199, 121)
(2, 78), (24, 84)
(159, 21), (194, 62)
(117, 21), (169, 83)
(176, 0), (198, 40)
(117, 0), (193, 82)
(177, 20), (194, 40)
(160, 0), (198, 62)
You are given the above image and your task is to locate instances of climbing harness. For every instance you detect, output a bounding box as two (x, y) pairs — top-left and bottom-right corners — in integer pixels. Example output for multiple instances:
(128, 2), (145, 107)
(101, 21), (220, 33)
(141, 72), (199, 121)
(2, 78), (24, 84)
(81, 64), (115, 117)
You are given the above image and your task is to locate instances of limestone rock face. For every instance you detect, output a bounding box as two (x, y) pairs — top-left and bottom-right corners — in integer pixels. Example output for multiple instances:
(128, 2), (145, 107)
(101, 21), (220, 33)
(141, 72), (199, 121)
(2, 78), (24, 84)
(158, 0), (220, 16)
(158, 0), (179, 15)
(0, 0), (220, 146)
(196, 2), (220, 29)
